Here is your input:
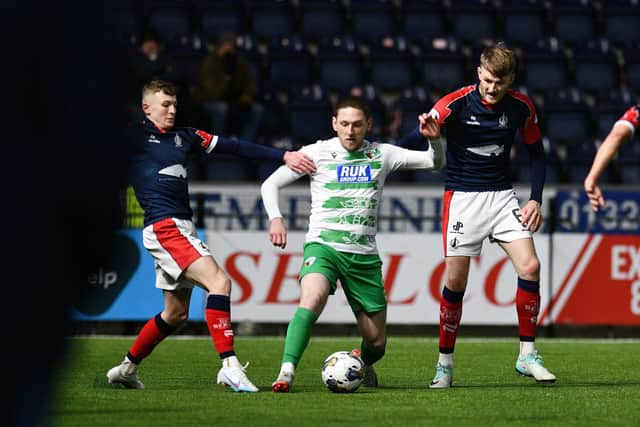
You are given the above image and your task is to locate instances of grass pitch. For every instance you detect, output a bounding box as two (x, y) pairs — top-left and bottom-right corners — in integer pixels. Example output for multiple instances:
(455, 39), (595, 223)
(49, 337), (640, 426)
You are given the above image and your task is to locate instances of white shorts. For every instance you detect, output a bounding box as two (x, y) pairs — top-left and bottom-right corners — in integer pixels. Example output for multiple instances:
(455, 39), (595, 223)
(442, 189), (532, 257)
(143, 217), (211, 290)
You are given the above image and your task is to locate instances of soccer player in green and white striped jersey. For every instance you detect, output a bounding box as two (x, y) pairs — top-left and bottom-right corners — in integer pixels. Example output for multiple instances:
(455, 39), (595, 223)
(261, 96), (444, 392)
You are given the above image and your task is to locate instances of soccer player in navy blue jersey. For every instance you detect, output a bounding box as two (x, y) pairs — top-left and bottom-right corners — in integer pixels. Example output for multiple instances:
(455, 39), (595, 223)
(417, 43), (556, 388)
(584, 105), (640, 211)
(106, 79), (315, 392)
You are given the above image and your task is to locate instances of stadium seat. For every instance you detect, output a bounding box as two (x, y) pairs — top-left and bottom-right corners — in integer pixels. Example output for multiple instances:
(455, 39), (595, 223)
(199, 0), (245, 41)
(420, 37), (467, 93)
(146, 0), (193, 42)
(300, 0), (346, 43)
(542, 88), (592, 145)
(501, 0), (548, 46)
(592, 88), (634, 140)
(551, 0), (597, 45)
(317, 37), (364, 93)
(266, 36), (314, 92)
(622, 43), (640, 91)
(350, 0), (397, 44)
(287, 85), (334, 145)
(602, 0), (640, 44)
(451, 0), (497, 43)
(401, 0), (448, 43)
(391, 86), (433, 138)
(619, 140), (640, 183)
(367, 37), (415, 93)
(515, 136), (561, 184)
(520, 38), (568, 92)
(564, 140), (610, 184)
(247, 0), (293, 42)
(571, 39), (620, 93)
(112, 4), (141, 46)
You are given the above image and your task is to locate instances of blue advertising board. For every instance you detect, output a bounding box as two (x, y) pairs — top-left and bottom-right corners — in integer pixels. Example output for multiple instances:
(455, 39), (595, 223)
(71, 229), (207, 321)
(555, 189), (640, 233)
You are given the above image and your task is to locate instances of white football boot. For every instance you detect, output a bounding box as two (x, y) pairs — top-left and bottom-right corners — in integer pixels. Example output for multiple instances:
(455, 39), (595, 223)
(107, 358), (144, 389)
(217, 356), (259, 392)
(515, 351), (557, 383)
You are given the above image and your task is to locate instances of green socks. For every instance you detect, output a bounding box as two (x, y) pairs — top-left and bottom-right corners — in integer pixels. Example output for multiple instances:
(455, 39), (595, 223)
(282, 307), (318, 365)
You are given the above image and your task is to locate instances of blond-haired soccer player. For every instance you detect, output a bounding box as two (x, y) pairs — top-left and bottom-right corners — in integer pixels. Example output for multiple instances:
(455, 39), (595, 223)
(420, 43), (556, 388)
(106, 80), (315, 392)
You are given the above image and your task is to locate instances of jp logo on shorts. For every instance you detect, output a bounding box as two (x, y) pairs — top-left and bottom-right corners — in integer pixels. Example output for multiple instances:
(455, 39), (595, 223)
(336, 164), (372, 183)
(304, 256), (317, 267)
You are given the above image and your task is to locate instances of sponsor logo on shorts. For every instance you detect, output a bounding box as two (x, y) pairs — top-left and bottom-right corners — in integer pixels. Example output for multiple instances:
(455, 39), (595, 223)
(450, 237), (458, 248)
(336, 164), (372, 183)
(451, 221), (464, 234)
(304, 256), (316, 267)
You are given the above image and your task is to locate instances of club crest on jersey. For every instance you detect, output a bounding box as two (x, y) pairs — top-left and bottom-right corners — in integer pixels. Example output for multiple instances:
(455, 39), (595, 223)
(364, 146), (376, 159)
(174, 134), (183, 147)
(337, 164), (372, 183)
(498, 113), (508, 127)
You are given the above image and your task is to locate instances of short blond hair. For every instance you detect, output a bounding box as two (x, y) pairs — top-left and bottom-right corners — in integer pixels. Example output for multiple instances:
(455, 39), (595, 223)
(142, 79), (177, 101)
(479, 43), (516, 78)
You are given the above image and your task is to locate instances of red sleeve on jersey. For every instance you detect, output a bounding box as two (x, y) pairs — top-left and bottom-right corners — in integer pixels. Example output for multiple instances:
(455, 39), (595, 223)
(431, 85), (476, 125)
(509, 90), (541, 144)
(619, 105), (640, 129)
(195, 129), (214, 149)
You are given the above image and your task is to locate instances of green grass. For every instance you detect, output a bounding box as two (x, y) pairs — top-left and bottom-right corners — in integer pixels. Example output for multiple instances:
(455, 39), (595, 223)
(50, 337), (640, 427)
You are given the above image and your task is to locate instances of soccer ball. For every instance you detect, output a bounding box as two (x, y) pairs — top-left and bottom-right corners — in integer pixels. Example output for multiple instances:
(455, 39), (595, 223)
(321, 351), (365, 393)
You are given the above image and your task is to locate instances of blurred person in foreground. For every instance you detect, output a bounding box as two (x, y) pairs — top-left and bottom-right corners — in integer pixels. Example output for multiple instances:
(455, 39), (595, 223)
(416, 43), (556, 389)
(261, 96), (444, 392)
(584, 105), (639, 211)
(106, 79), (315, 393)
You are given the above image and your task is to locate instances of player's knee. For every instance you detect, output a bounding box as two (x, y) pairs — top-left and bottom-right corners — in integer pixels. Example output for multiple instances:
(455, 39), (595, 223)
(163, 309), (189, 325)
(520, 257), (540, 279)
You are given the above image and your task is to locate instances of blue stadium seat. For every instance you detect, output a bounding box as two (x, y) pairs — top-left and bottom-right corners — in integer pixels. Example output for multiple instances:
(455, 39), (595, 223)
(564, 140), (606, 184)
(501, 0), (548, 46)
(551, 0), (597, 45)
(593, 88), (634, 140)
(602, 0), (640, 44)
(146, 0), (193, 42)
(317, 37), (364, 93)
(515, 136), (560, 184)
(543, 88), (592, 145)
(367, 37), (415, 93)
(571, 39), (620, 93)
(350, 0), (397, 44)
(520, 38), (568, 92)
(420, 37), (467, 93)
(247, 0), (293, 42)
(266, 37), (314, 92)
(300, 0), (346, 42)
(112, 4), (140, 46)
(622, 43), (640, 91)
(401, 0), (448, 43)
(451, 0), (497, 43)
(619, 139), (640, 183)
(392, 86), (433, 138)
(199, 0), (245, 41)
(288, 85), (334, 145)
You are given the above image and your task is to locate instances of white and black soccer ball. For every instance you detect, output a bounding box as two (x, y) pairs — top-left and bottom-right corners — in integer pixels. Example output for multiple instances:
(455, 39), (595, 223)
(321, 351), (365, 393)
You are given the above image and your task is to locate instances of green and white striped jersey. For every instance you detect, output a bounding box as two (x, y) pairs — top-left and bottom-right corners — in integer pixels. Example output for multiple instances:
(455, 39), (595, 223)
(261, 137), (442, 255)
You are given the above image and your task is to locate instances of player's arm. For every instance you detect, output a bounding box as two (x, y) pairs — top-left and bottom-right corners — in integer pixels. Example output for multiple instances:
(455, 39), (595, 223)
(195, 129), (316, 175)
(260, 164), (305, 249)
(584, 122), (633, 211)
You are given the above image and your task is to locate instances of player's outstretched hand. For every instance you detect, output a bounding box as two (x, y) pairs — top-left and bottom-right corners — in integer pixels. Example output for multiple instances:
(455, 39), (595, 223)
(584, 178), (605, 212)
(269, 217), (287, 249)
(521, 200), (542, 232)
(283, 151), (316, 175)
(418, 113), (441, 140)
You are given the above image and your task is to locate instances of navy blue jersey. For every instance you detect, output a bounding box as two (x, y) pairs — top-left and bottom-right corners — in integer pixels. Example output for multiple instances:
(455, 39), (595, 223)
(430, 85), (542, 192)
(129, 118), (284, 226)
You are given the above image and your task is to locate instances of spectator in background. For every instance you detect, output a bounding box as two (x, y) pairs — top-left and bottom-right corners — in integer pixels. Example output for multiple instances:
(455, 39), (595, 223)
(195, 32), (263, 141)
(584, 105), (639, 211)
